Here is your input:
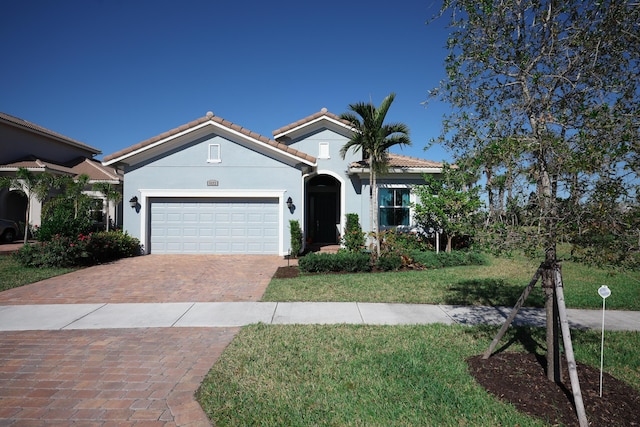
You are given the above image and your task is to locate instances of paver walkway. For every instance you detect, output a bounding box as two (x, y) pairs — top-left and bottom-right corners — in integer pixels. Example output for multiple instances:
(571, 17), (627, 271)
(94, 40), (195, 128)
(0, 254), (288, 426)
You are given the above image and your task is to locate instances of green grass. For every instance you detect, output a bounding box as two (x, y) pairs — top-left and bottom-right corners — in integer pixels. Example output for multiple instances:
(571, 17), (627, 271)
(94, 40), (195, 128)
(198, 324), (640, 426)
(0, 255), (77, 292)
(263, 254), (640, 310)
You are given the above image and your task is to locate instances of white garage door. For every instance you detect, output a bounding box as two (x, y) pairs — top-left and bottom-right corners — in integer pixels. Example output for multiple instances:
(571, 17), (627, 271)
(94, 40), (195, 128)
(150, 198), (279, 254)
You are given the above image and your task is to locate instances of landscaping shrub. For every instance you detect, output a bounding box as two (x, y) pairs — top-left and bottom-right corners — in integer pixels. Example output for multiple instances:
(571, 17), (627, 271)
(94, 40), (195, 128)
(380, 229), (432, 253)
(298, 252), (371, 273)
(376, 254), (403, 271)
(38, 198), (94, 241)
(289, 220), (302, 258)
(13, 231), (141, 268)
(342, 213), (365, 252)
(84, 231), (142, 264)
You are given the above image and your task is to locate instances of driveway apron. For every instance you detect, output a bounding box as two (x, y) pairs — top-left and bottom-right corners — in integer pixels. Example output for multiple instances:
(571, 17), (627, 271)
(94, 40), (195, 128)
(0, 254), (286, 426)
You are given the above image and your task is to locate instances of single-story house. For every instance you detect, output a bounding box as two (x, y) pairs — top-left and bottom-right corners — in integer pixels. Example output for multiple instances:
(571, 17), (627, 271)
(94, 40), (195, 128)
(0, 112), (123, 232)
(103, 108), (444, 255)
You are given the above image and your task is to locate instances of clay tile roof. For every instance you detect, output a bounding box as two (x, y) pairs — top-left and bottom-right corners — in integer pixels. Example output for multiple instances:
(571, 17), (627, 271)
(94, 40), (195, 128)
(350, 153), (445, 170)
(103, 114), (316, 164)
(0, 158), (76, 174)
(71, 158), (122, 182)
(0, 112), (100, 155)
(272, 108), (354, 137)
(0, 157), (123, 182)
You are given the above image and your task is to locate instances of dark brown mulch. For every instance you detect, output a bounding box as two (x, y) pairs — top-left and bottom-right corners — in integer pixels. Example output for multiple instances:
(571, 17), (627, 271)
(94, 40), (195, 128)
(273, 266), (301, 279)
(468, 352), (640, 426)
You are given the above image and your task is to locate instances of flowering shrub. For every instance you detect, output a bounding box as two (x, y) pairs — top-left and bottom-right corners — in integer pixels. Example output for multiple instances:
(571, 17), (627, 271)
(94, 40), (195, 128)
(14, 231), (141, 268)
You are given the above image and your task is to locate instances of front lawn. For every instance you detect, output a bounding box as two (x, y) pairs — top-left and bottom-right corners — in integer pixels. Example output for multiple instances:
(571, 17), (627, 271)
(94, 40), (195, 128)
(263, 254), (640, 311)
(0, 255), (77, 292)
(197, 324), (640, 426)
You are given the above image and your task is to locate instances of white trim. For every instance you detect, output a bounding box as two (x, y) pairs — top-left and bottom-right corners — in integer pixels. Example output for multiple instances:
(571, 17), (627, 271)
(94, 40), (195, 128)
(377, 184), (416, 230)
(273, 116), (355, 140)
(312, 169), (346, 240)
(105, 121), (212, 165)
(138, 189), (287, 255)
(207, 143), (221, 163)
(105, 120), (316, 167)
(348, 167), (443, 176)
(318, 142), (330, 159)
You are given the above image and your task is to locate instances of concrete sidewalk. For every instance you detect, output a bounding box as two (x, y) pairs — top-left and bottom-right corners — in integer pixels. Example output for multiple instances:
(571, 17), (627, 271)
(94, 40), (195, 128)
(2, 302), (639, 331)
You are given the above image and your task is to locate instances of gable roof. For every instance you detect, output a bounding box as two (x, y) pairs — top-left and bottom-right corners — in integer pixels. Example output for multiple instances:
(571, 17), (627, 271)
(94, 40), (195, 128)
(0, 112), (100, 155)
(272, 108), (354, 141)
(103, 113), (317, 166)
(348, 153), (445, 174)
(0, 157), (122, 183)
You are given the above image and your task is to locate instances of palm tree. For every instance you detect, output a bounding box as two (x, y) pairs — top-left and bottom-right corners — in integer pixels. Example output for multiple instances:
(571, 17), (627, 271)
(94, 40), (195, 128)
(0, 167), (52, 244)
(93, 182), (122, 231)
(339, 93), (411, 255)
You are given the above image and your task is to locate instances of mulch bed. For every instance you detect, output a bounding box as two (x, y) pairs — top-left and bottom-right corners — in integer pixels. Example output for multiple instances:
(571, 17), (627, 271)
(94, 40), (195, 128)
(273, 266), (640, 425)
(468, 352), (640, 426)
(273, 266), (301, 279)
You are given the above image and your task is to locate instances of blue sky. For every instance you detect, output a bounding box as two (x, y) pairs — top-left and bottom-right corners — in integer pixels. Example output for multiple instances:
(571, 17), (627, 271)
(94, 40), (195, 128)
(2, 0), (453, 163)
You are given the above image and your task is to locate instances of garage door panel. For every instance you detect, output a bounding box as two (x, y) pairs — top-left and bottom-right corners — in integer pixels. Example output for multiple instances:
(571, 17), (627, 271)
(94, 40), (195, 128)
(150, 198), (279, 254)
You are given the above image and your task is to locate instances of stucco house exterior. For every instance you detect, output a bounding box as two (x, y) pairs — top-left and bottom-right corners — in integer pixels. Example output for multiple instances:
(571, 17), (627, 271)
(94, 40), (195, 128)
(103, 108), (444, 255)
(0, 112), (123, 234)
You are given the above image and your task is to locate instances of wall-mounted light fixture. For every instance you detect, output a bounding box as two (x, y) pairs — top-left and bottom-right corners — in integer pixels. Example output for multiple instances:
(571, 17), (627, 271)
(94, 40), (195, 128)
(286, 197), (293, 210)
(129, 196), (138, 209)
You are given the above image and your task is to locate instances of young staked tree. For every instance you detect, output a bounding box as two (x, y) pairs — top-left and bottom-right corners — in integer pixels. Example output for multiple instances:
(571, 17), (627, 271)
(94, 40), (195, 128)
(0, 167), (52, 244)
(414, 163), (482, 252)
(340, 93), (411, 256)
(429, 0), (639, 383)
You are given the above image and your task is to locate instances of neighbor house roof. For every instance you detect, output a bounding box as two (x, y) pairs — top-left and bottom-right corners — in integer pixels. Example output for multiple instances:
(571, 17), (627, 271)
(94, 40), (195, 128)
(272, 108), (354, 140)
(0, 112), (101, 155)
(348, 153), (445, 174)
(0, 157), (122, 183)
(103, 113), (317, 166)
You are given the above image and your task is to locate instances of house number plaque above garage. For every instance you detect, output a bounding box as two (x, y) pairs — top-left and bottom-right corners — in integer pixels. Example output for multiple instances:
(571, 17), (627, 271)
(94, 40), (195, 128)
(207, 180), (219, 186)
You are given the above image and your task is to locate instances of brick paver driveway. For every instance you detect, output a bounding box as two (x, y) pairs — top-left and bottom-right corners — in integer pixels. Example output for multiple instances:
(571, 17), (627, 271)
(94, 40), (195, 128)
(0, 255), (287, 426)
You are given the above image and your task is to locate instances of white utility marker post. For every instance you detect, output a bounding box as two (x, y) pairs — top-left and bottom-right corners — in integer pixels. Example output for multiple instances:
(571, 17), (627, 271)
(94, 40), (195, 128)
(598, 285), (611, 398)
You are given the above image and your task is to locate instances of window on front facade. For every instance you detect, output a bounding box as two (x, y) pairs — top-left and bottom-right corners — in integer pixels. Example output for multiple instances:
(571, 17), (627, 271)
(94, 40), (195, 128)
(318, 142), (330, 159)
(379, 188), (410, 227)
(208, 144), (221, 163)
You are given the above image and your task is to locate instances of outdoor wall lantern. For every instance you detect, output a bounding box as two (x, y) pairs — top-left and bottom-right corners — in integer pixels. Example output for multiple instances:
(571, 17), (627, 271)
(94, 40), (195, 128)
(129, 196), (138, 209)
(286, 197), (293, 210)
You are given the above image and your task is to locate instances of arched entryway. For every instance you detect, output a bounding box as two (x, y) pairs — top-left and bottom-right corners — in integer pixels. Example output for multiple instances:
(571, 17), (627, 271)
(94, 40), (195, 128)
(306, 175), (341, 244)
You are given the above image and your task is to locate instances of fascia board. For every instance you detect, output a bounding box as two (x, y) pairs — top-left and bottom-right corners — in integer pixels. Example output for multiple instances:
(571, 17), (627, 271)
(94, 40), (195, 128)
(273, 116), (355, 140)
(347, 167), (444, 176)
(104, 121), (315, 168)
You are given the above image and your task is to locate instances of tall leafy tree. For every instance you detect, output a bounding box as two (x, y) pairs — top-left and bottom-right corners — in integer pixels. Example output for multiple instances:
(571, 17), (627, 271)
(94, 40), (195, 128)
(0, 168), (52, 244)
(414, 163), (482, 252)
(429, 0), (639, 383)
(340, 93), (411, 255)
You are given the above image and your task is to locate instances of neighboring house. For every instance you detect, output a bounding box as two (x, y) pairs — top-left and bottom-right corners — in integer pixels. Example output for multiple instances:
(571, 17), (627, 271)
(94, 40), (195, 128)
(103, 108), (444, 255)
(0, 112), (123, 232)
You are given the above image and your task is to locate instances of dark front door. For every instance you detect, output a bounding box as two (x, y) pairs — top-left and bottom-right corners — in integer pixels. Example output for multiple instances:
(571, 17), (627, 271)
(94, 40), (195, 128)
(311, 192), (338, 243)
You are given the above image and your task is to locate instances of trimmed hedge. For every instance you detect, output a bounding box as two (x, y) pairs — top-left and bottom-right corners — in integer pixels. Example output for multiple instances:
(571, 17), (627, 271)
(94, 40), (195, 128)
(297, 250), (487, 274)
(298, 252), (371, 273)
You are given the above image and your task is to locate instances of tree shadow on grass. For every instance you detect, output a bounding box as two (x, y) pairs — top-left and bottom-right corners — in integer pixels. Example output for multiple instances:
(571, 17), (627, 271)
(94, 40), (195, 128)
(445, 278), (545, 308)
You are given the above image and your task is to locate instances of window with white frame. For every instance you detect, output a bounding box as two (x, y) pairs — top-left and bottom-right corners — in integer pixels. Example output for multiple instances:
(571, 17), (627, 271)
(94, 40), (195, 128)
(379, 187), (411, 227)
(318, 142), (330, 159)
(208, 143), (221, 163)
